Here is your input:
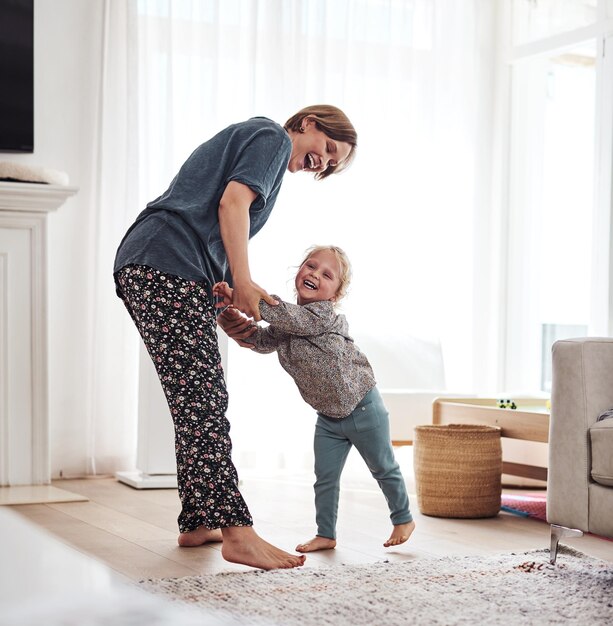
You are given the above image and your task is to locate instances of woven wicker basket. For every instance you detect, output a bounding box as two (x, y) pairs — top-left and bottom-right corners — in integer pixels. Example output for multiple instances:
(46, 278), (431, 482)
(413, 424), (502, 518)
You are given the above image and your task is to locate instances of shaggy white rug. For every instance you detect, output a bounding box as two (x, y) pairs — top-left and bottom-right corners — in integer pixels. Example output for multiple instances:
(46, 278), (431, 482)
(138, 547), (613, 625)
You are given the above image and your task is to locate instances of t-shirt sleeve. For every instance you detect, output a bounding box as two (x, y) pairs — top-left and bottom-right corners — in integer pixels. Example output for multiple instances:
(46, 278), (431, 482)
(227, 126), (291, 203)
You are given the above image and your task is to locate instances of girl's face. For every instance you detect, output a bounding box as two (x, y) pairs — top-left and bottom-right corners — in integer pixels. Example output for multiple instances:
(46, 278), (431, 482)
(287, 117), (352, 175)
(295, 249), (342, 305)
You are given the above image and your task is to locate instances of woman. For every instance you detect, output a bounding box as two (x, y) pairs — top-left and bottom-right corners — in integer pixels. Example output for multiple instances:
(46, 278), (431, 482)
(114, 105), (357, 570)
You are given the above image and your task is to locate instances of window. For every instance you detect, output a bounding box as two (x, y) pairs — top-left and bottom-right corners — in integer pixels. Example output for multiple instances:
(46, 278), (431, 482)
(504, 0), (613, 391)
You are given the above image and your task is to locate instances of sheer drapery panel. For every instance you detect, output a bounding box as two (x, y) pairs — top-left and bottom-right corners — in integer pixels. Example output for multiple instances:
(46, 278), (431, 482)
(74, 0), (499, 475)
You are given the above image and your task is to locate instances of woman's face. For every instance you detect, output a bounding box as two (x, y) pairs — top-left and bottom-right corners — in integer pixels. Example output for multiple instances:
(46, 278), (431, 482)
(295, 249), (342, 305)
(287, 117), (352, 175)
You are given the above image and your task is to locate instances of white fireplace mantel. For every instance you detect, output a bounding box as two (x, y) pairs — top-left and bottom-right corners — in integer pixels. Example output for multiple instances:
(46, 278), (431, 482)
(0, 181), (78, 486)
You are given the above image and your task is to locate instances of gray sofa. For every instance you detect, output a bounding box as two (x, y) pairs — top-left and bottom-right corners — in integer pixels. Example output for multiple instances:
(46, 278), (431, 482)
(547, 337), (613, 563)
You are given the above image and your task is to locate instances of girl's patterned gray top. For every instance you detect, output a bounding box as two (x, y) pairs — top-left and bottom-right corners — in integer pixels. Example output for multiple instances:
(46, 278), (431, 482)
(245, 296), (376, 418)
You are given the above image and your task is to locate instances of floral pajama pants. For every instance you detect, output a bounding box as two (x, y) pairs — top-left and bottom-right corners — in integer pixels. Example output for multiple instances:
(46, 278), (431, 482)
(115, 264), (253, 532)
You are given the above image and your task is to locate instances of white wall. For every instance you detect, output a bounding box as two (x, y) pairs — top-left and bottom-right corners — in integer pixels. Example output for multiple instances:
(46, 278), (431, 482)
(5, 0), (107, 477)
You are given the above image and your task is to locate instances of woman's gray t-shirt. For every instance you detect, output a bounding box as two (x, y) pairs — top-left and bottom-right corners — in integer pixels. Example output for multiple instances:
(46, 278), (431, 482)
(113, 117), (291, 289)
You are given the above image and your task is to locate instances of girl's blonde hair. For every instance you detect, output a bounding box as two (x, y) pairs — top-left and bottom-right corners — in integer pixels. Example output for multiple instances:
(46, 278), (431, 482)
(284, 105), (358, 180)
(297, 245), (352, 303)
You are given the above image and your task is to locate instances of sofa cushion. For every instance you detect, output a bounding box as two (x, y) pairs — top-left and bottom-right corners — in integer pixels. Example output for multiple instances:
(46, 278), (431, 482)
(590, 419), (613, 487)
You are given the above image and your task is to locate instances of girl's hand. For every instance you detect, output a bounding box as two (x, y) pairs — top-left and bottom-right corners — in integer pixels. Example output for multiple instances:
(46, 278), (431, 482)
(217, 306), (257, 348)
(231, 279), (278, 321)
(212, 281), (234, 308)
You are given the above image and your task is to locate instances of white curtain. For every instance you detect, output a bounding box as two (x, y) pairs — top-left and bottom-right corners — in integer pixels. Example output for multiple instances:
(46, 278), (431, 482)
(76, 0), (499, 475)
(83, 1), (141, 475)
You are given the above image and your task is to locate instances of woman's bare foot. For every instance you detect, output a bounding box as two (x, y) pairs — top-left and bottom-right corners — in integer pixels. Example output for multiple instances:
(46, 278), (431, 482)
(384, 520), (416, 547)
(178, 525), (223, 547)
(295, 536), (337, 553)
(221, 526), (306, 570)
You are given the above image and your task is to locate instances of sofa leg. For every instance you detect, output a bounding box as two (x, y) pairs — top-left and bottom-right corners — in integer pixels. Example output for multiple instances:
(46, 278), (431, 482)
(550, 524), (583, 564)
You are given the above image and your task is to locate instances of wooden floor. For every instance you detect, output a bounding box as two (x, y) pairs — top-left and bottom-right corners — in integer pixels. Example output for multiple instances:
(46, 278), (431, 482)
(7, 447), (613, 581)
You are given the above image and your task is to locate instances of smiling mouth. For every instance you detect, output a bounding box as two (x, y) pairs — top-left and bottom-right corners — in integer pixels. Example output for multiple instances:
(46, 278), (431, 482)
(304, 153), (316, 170)
(303, 279), (317, 290)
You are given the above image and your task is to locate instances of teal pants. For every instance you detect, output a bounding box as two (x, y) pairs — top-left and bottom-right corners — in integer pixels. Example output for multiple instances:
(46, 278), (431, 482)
(313, 386), (413, 539)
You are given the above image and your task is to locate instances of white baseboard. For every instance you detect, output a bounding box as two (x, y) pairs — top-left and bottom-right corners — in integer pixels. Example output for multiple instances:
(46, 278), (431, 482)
(115, 471), (177, 489)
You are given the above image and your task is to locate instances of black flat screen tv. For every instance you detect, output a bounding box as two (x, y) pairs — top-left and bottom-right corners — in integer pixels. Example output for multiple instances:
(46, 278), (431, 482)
(0, 0), (34, 153)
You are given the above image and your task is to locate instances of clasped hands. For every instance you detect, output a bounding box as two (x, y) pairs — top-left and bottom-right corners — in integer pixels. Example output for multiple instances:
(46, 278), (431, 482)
(212, 281), (260, 348)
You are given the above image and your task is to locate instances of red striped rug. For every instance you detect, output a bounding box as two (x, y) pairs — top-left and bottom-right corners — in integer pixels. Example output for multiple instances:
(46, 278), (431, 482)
(501, 492), (613, 543)
(501, 491), (547, 521)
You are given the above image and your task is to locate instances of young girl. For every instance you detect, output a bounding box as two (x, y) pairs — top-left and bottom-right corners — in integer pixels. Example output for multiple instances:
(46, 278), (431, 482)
(214, 245), (415, 552)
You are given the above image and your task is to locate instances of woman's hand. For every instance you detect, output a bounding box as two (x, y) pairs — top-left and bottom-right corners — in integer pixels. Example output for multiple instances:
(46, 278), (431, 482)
(231, 279), (278, 321)
(217, 306), (257, 348)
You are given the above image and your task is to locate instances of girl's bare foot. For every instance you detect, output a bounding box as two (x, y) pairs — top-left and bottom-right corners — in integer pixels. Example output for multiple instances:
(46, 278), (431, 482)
(221, 526), (306, 570)
(384, 520), (415, 547)
(178, 525), (223, 547)
(296, 536), (336, 553)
